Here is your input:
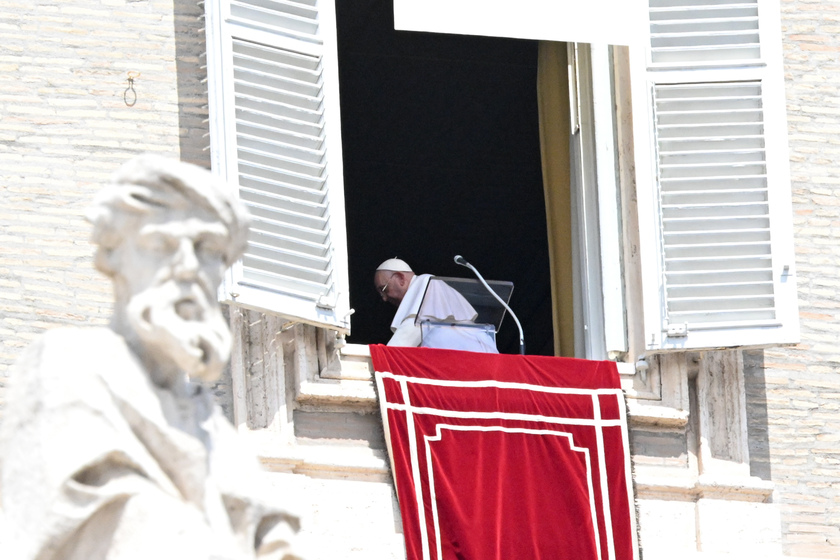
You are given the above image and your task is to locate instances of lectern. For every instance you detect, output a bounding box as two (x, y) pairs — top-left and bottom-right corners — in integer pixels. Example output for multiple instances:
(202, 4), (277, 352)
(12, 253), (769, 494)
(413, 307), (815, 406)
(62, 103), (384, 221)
(415, 276), (513, 353)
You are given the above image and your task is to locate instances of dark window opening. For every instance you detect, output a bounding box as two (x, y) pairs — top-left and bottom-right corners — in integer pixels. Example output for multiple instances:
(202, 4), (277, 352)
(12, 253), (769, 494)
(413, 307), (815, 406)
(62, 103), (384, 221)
(337, 0), (554, 355)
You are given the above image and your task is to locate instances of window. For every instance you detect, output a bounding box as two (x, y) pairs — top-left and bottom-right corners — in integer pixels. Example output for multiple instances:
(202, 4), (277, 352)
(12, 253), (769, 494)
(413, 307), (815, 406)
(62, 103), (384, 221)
(334, 3), (554, 355)
(206, 0), (556, 356)
(204, 0), (798, 357)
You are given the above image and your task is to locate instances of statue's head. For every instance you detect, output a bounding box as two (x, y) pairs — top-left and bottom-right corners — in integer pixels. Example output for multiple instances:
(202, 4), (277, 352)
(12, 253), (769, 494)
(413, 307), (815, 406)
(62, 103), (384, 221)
(87, 154), (250, 387)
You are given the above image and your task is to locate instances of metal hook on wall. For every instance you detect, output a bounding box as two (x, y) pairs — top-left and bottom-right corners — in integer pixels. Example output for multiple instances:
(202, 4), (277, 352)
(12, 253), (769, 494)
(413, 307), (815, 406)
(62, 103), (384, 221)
(124, 71), (140, 107)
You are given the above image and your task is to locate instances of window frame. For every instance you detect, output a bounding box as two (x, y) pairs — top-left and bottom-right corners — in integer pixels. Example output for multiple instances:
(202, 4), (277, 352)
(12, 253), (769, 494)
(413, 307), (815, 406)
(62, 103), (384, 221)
(204, 0), (798, 353)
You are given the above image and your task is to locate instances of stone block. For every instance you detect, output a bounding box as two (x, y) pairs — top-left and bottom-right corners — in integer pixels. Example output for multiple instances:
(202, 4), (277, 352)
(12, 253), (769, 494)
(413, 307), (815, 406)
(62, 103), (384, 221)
(636, 498), (697, 558)
(696, 499), (783, 555)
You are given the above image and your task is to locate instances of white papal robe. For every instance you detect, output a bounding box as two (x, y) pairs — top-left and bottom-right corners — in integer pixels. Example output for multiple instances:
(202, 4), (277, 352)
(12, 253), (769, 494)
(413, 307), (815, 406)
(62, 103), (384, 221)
(387, 275), (498, 353)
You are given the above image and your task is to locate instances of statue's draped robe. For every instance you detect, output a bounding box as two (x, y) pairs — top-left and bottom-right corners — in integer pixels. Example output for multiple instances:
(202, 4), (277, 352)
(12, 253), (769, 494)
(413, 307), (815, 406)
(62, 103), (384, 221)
(0, 327), (298, 560)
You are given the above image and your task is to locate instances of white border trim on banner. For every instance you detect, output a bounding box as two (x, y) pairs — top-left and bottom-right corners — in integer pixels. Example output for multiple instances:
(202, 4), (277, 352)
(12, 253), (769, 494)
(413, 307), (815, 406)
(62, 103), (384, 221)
(425, 424), (603, 560)
(377, 370), (633, 560)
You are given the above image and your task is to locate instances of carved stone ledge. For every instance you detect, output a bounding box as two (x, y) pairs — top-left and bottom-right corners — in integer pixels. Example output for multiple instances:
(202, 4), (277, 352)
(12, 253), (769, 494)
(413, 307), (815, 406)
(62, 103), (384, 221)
(295, 338), (378, 411)
(255, 443), (391, 482)
(695, 474), (774, 502)
(296, 379), (378, 411)
(634, 473), (774, 503)
(628, 401), (690, 429)
(321, 343), (374, 381)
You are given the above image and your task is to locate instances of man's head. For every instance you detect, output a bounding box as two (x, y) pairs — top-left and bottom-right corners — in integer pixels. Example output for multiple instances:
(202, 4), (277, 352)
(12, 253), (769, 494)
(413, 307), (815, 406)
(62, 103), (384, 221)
(374, 258), (416, 307)
(86, 154), (250, 387)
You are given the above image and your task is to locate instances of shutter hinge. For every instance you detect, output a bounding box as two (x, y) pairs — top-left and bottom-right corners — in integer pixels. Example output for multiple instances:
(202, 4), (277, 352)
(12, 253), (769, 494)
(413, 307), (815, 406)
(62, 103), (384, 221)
(316, 292), (337, 310)
(666, 323), (688, 338)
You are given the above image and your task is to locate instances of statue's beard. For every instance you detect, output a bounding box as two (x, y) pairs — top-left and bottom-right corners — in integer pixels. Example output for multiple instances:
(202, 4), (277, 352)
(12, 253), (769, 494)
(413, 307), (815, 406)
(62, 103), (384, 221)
(126, 279), (230, 385)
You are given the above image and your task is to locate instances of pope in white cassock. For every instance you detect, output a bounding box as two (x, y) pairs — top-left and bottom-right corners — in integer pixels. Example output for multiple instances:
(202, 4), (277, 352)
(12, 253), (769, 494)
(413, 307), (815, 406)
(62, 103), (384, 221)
(374, 259), (498, 353)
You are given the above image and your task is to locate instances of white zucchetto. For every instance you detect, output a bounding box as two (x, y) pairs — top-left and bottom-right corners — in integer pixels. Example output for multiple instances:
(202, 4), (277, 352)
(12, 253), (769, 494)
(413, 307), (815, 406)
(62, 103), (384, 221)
(376, 258), (413, 273)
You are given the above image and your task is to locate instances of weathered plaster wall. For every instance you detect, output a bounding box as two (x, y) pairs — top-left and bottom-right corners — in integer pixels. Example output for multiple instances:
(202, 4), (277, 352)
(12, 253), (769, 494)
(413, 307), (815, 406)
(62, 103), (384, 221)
(0, 0), (210, 410)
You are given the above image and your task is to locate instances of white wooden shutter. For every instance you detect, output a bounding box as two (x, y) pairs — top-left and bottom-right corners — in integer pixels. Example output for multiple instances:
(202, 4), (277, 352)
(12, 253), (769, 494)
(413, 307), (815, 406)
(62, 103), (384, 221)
(633, 0), (798, 351)
(204, 0), (351, 332)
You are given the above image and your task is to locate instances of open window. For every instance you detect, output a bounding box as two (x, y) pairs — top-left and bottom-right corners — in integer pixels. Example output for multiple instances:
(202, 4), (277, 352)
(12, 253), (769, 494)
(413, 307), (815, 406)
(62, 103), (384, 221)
(203, 0), (798, 359)
(335, 3), (555, 356)
(206, 0), (558, 356)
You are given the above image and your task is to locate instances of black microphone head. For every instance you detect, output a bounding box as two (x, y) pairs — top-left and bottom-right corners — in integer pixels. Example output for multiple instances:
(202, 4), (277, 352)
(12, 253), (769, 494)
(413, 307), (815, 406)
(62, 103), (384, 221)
(454, 255), (468, 266)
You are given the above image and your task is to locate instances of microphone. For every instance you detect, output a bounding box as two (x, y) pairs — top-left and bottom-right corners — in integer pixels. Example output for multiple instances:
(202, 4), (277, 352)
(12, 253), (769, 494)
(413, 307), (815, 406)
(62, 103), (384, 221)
(454, 255), (525, 355)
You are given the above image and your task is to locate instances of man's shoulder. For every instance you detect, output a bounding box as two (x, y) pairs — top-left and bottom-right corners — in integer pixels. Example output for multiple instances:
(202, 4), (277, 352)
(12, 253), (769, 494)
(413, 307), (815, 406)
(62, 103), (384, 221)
(405, 274), (432, 298)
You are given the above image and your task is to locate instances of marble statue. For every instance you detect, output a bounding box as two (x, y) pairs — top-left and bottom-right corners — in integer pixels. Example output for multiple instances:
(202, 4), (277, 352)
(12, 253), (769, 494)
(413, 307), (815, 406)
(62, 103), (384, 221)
(0, 155), (303, 560)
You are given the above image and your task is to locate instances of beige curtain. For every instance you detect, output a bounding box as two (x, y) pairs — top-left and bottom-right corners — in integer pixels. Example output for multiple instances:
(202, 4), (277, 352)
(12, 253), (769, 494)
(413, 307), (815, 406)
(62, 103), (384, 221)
(537, 42), (574, 357)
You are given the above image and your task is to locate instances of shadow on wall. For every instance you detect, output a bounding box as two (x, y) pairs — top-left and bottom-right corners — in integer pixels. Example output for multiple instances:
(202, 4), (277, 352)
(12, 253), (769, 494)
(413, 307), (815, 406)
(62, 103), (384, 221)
(743, 349), (771, 481)
(174, 0), (212, 167)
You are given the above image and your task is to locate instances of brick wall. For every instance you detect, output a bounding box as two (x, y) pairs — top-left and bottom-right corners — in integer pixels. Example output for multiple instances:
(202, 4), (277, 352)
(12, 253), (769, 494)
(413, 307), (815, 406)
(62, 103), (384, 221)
(755, 0), (840, 556)
(0, 0), (210, 408)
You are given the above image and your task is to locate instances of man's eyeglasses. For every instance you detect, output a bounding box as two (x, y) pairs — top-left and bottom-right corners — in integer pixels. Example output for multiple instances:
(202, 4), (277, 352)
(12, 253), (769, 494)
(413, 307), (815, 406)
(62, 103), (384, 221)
(377, 273), (396, 296)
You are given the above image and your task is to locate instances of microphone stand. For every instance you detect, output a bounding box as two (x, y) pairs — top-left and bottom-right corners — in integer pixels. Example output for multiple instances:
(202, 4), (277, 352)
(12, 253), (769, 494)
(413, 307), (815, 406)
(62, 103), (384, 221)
(454, 255), (525, 355)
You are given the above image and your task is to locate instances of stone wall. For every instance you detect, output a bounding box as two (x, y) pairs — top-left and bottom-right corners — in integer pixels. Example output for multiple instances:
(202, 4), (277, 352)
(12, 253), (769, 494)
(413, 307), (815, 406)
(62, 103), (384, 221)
(0, 0), (839, 557)
(0, 0), (209, 409)
(761, 1), (840, 556)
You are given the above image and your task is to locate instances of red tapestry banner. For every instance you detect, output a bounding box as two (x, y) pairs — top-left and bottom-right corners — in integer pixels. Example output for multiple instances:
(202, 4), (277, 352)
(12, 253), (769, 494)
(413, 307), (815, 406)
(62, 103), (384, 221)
(370, 345), (638, 560)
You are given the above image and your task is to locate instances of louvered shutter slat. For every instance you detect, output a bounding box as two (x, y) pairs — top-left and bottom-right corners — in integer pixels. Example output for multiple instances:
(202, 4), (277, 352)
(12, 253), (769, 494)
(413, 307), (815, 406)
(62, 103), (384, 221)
(239, 149), (325, 179)
(649, 0), (760, 63)
(229, 0), (319, 37)
(237, 132), (325, 164)
(663, 228), (769, 243)
(249, 228), (327, 256)
(663, 216), (770, 231)
(248, 216), (327, 246)
(240, 188), (327, 219)
(236, 106), (323, 138)
(665, 240), (771, 258)
(247, 242), (330, 271)
(667, 281), (773, 297)
(242, 263), (331, 295)
(239, 175), (324, 205)
(236, 120), (324, 152)
(246, 199), (327, 231)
